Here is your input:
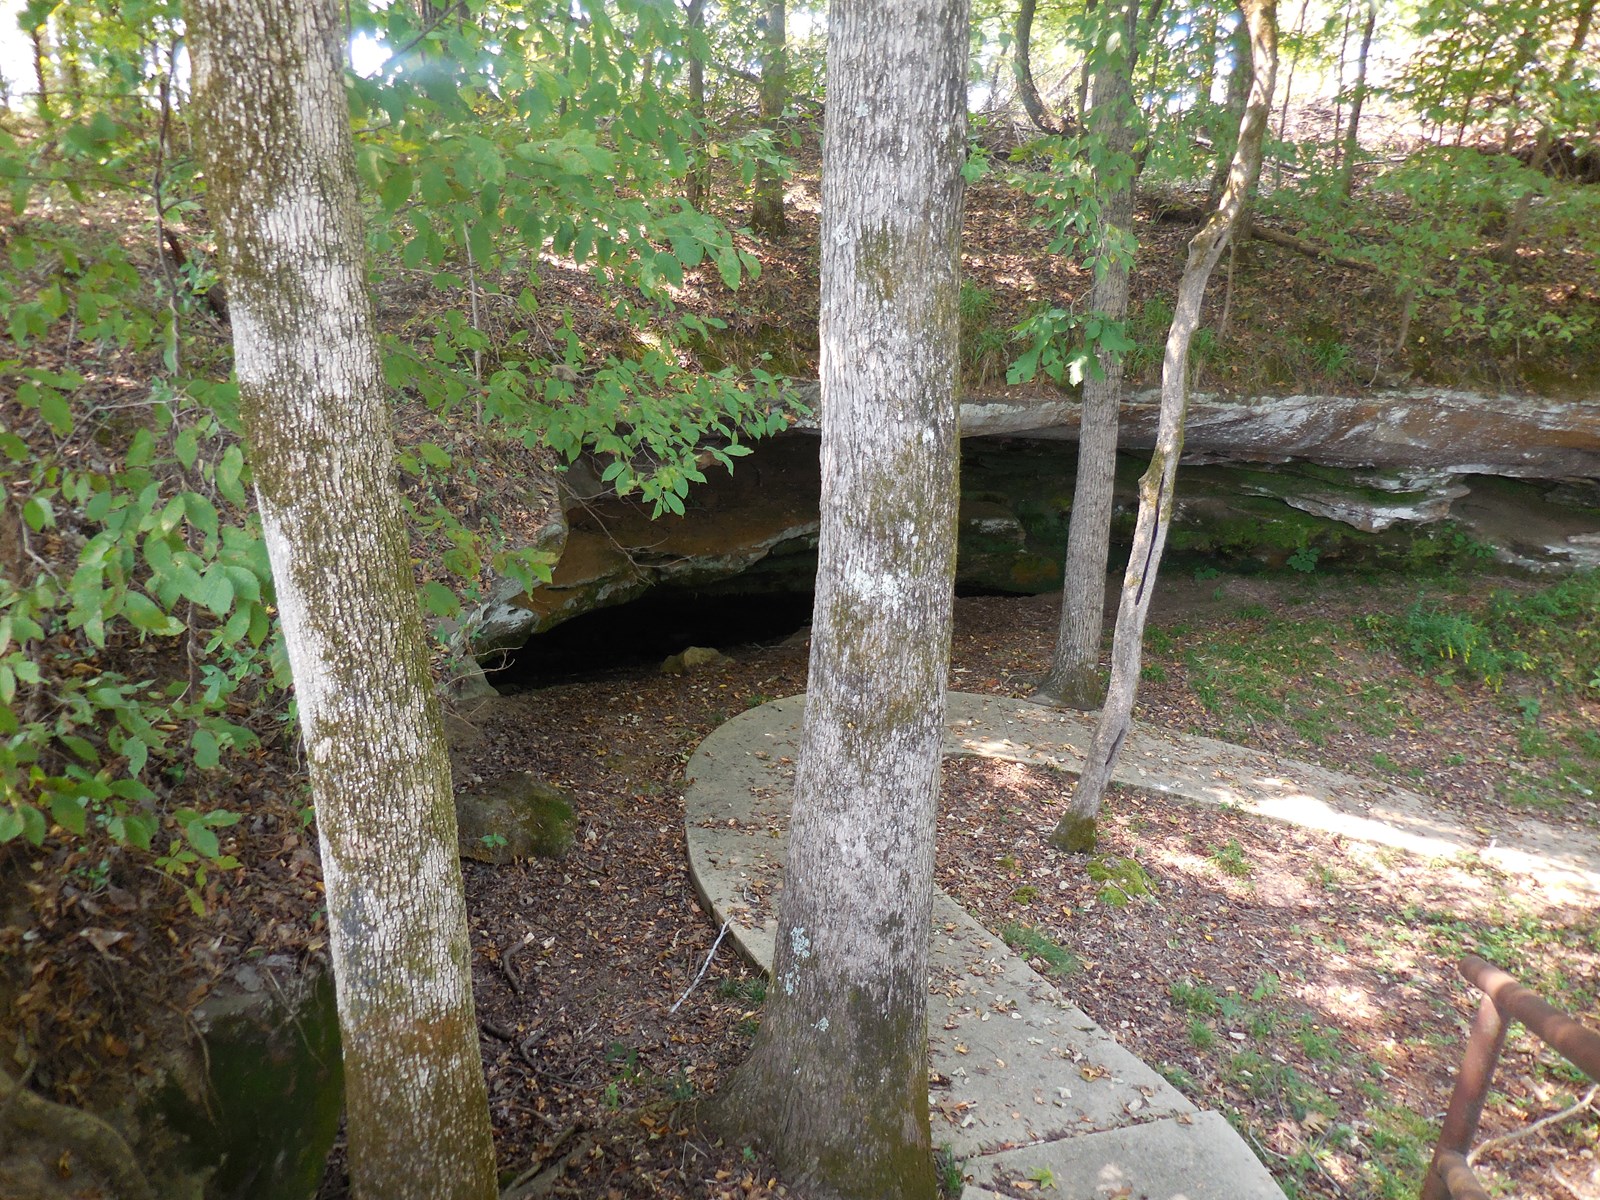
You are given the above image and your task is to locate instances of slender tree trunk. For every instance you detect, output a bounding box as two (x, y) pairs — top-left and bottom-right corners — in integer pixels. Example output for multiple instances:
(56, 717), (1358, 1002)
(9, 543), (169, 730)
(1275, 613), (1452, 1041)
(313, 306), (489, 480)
(1209, 8), (1250, 202)
(705, 2), (969, 1196)
(751, 0), (789, 236)
(1338, 0), (1376, 198)
(1052, 0), (1277, 853)
(1197, 4), (1219, 107)
(1273, 0), (1308, 185)
(1034, 0), (1140, 711)
(1015, 0), (1071, 134)
(186, 5), (497, 1198)
(29, 24), (49, 124)
(1564, 0), (1596, 75)
(686, 0), (709, 211)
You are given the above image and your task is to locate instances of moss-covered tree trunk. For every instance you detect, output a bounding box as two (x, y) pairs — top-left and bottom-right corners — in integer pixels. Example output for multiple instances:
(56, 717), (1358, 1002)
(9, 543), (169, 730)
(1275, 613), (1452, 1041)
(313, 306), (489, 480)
(186, 5), (498, 1198)
(750, 0), (789, 236)
(1034, 0), (1140, 711)
(705, 2), (969, 1196)
(1052, 0), (1278, 853)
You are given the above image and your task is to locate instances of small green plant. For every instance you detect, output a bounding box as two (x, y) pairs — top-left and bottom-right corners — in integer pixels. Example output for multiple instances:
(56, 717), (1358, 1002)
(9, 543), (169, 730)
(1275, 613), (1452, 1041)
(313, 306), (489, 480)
(1308, 336), (1351, 376)
(602, 1081), (621, 1109)
(1169, 978), (1222, 1016)
(1208, 838), (1253, 879)
(1000, 922), (1081, 978)
(716, 976), (768, 1006)
(479, 832), (508, 850)
(1286, 545), (1321, 573)
(1295, 1021), (1343, 1063)
(1188, 1017), (1217, 1050)
(1011, 883), (1042, 905)
(935, 1144), (965, 1198)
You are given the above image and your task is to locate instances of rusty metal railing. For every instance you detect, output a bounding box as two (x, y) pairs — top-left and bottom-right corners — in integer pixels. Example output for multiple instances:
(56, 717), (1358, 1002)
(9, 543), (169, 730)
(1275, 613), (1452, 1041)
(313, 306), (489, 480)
(1421, 954), (1600, 1200)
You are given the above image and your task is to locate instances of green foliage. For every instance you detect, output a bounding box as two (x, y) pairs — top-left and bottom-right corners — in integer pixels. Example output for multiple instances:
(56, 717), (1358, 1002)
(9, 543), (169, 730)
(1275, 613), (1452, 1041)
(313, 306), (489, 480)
(1208, 838), (1253, 878)
(350, 0), (807, 518)
(1384, 572), (1600, 691)
(0, 181), (276, 898)
(1169, 978), (1222, 1017)
(999, 922), (1081, 979)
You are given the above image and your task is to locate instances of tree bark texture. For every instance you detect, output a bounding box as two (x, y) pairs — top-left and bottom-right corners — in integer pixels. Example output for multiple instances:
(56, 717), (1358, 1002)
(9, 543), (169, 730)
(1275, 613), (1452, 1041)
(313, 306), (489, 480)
(751, 0), (789, 236)
(1053, 0), (1277, 852)
(707, 1), (970, 1196)
(1035, 0), (1141, 712)
(186, 5), (498, 1198)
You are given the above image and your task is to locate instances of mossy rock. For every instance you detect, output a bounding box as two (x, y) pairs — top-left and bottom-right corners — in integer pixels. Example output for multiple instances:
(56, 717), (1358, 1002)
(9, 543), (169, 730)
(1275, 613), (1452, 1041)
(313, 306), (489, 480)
(456, 772), (576, 864)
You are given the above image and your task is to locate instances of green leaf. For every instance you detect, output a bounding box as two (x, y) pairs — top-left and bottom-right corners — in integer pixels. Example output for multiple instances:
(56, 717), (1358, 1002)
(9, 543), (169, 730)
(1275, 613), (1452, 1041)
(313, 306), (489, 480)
(216, 445), (247, 506)
(420, 581), (458, 618)
(380, 161), (413, 213)
(183, 493), (220, 541)
(175, 427), (199, 469)
(50, 793), (87, 836)
(122, 591), (186, 636)
(0, 807), (23, 843)
(126, 428), (155, 468)
(21, 496), (53, 531)
(184, 820), (221, 859)
(125, 737), (148, 777)
(116, 813), (156, 851)
(192, 728), (220, 770)
(61, 735), (100, 765)
(195, 567), (235, 617)
(20, 804), (46, 846)
(39, 388), (73, 436)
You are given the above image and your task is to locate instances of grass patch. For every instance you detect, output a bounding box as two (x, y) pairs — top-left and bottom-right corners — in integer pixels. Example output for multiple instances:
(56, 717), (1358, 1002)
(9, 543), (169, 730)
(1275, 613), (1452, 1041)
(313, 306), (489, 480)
(999, 922), (1081, 979)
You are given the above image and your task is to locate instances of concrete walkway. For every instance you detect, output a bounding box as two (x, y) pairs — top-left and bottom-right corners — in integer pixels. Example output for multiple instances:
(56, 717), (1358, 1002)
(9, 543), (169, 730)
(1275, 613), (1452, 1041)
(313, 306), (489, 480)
(684, 693), (1599, 1200)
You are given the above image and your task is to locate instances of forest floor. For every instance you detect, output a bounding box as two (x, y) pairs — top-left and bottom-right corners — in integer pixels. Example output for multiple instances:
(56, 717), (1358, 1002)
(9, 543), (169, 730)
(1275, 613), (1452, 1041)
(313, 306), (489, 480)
(7, 123), (1600, 1200)
(307, 567), (1598, 1200)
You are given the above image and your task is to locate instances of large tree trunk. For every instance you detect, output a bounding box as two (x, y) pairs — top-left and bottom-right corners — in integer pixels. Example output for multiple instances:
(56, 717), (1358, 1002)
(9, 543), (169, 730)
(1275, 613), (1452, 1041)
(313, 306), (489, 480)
(750, 0), (789, 236)
(705, 1), (969, 1196)
(1052, 0), (1277, 853)
(1034, 0), (1140, 711)
(186, 5), (498, 1199)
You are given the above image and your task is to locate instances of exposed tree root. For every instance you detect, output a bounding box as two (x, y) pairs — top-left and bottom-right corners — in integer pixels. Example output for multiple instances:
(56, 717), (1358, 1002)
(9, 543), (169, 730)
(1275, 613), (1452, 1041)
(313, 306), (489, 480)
(0, 1067), (156, 1200)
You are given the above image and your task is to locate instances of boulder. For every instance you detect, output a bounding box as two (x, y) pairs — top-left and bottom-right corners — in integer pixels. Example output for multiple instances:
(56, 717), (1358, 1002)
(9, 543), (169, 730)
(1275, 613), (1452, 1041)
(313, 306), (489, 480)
(661, 646), (728, 675)
(455, 772), (576, 864)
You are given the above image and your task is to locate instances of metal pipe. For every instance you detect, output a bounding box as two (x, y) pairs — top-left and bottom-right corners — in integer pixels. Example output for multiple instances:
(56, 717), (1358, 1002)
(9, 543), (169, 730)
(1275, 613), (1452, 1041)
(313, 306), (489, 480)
(1429, 1150), (1492, 1200)
(1461, 954), (1600, 1083)
(1421, 956), (1600, 1200)
(1422, 990), (1509, 1200)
